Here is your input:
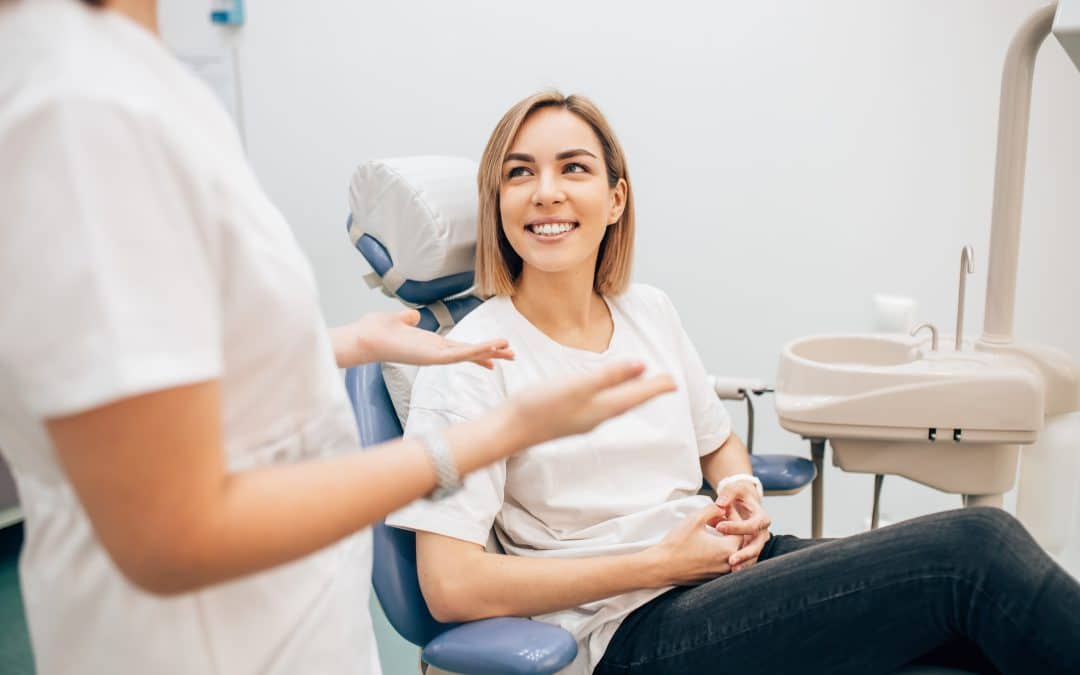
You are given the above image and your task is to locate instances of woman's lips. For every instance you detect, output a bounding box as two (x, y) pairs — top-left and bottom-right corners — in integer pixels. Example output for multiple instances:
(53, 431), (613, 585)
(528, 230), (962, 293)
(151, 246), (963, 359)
(524, 221), (579, 242)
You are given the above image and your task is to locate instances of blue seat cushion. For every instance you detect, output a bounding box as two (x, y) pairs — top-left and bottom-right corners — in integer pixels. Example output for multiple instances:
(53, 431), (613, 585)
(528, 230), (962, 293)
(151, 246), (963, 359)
(751, 454), (816, 493)
(422, 617), (578, 675)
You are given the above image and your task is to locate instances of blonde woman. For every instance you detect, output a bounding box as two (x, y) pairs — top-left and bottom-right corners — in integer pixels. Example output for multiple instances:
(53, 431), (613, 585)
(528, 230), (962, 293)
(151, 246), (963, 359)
(0, 3), (675, 674)
(387, 91), (1080, 675)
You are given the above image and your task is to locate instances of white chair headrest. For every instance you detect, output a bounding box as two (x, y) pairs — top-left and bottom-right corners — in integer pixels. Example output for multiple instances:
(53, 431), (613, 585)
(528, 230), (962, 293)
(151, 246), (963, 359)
(348, 156), (479, 308)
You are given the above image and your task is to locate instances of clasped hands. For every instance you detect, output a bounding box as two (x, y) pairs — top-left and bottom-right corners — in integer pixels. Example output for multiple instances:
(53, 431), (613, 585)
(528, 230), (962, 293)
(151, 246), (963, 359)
(651, 480), (772, 586)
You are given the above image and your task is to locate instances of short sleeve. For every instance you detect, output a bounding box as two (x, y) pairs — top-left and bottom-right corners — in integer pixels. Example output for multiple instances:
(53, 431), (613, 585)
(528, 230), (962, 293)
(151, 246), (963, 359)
(385, 360), (507, 546)
(0, 97), (223, 418)
(654, 288), (732, 455)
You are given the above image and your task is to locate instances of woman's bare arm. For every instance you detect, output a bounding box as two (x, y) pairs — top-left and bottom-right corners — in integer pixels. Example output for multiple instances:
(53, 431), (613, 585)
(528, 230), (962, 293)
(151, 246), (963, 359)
(415, 504), (743, 623)
(699, 432), (754, 490)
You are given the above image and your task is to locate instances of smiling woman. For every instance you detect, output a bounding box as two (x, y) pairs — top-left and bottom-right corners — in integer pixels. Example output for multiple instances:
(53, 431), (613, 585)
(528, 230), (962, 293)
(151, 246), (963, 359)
(384, 90), (1080, 675)
(476, 91), (634, 298)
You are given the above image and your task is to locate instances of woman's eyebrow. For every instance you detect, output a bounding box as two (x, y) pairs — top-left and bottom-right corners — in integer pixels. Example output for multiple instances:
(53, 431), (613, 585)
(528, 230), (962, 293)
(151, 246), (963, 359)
(555, 148), (598, 161)
(503, 149), (599, 163)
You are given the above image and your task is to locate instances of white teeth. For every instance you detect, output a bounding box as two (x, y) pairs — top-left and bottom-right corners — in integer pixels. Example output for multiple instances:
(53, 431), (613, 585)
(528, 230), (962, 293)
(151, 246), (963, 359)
(532, 222), (574, 236)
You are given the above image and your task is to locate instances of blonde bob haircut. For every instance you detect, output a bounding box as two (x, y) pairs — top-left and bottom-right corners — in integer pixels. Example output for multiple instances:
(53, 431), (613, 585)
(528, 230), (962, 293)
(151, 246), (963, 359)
(475, 91), (634, 297)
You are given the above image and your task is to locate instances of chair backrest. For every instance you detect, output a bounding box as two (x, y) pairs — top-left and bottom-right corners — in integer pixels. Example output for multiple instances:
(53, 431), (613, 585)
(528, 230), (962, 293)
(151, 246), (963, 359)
(345, 155), (484, 646)
(345, 363), (460, 647)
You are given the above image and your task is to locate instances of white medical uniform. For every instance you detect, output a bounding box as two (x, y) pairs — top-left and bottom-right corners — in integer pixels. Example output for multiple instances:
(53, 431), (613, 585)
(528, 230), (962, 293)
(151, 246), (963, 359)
(388, 284), (733, 675)
(0, 1), (380, 673)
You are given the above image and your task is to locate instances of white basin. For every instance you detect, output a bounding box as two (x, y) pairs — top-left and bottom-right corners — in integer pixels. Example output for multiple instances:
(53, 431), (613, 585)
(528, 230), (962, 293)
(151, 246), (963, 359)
(776, 334), (1044, 443)
(774, 334), (1048, 496)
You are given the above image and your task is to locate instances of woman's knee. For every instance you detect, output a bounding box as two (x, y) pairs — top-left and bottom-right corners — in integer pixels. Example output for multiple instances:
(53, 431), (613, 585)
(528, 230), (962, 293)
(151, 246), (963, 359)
(937, 507), (1033, 559)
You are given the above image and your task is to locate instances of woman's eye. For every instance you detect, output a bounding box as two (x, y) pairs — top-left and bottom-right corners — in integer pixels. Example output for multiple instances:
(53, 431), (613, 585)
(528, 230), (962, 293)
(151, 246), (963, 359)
(507, 166), (532, 178)
(564, 162), (588, 174)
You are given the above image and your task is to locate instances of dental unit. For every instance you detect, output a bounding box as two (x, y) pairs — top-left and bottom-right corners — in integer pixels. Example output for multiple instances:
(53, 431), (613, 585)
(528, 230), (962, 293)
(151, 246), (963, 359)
(775, 1), (1080, 553)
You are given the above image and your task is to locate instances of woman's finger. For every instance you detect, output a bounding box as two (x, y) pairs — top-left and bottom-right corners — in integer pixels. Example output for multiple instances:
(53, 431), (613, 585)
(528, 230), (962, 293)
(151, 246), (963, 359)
(730, 530), (770, 570)
(692, 503), (726, 528)
(714, 512), (769, 536)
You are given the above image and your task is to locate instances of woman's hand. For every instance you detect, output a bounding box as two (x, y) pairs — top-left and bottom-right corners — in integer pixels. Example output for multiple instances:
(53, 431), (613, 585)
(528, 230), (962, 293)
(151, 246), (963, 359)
(331, 309), (515, 369)
(509, 361), (677, 447)
(644, 504), (743, 586)
(714, 482), (772, 572)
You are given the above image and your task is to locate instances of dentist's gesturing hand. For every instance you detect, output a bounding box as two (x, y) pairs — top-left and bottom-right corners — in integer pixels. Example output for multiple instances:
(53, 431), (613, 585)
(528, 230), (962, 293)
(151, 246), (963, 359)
(511, 361), (677, 445)
(714, 483), (772, 572)
(331, 309), (515, 369)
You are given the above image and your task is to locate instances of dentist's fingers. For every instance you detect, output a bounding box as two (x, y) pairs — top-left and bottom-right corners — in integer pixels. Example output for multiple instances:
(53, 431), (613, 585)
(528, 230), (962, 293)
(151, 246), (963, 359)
(572, 360), (648, 395)
(441, 339), (515, 367)
(592, 374), (677, 418)
(397, 308), (422, 326)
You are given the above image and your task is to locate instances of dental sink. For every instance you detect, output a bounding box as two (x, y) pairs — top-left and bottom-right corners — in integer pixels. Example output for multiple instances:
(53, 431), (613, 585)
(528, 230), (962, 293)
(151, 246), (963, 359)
(774, 334), (1047, 499)
(777, 334), (1044, 441)
(788, 334), (922, 368)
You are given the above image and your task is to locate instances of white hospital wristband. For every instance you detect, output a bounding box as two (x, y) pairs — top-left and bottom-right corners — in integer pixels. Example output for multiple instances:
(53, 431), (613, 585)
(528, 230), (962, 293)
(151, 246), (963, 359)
(714, 473), (764, 499)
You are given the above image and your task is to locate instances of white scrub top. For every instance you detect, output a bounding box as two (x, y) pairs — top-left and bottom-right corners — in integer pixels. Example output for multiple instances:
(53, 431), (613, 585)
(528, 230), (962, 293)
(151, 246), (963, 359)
(388, 284), (733, 675)
(0, 1), (380, 673)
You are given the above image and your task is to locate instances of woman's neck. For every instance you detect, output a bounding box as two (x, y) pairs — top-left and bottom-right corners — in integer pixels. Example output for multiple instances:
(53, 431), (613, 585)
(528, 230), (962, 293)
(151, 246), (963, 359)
(512, 263), (613, 352)
(103, 0), (159, 36)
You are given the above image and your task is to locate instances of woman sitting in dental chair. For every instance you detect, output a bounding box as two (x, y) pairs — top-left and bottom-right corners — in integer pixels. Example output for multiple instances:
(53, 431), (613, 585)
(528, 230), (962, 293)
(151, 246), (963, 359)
(386, 91), (1080, 675)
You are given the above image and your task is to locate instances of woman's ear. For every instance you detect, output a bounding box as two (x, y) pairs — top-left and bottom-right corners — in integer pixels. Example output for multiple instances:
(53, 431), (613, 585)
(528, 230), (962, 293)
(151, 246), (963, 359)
(608, 177), (628, 226)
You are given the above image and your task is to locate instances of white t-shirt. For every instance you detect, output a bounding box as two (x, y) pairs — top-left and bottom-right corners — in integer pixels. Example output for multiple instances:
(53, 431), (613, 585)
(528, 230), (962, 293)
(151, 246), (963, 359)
(0, 2), (380, 674)
(387, 284), (732, 675)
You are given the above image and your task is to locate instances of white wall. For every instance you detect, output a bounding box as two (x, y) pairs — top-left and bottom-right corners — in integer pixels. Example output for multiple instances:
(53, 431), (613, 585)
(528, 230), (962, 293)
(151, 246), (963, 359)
(161, 0), (1080, 542)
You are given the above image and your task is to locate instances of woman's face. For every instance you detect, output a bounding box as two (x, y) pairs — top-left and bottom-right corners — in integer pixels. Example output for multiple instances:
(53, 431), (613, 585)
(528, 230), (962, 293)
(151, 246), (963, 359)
(499, 107), (626, 281)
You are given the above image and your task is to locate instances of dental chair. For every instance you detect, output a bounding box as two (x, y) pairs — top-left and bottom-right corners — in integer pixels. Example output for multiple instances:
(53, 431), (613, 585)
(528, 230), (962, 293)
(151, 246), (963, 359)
(345, 157), (968, 675)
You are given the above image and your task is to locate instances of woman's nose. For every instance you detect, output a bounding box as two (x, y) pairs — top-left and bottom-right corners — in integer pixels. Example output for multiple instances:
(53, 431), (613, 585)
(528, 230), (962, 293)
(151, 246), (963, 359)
(532, 170), (565, 206)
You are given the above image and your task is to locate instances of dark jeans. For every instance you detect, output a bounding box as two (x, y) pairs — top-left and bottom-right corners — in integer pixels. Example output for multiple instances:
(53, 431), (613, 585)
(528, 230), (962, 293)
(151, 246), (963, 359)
(594, 508), (1080, 675)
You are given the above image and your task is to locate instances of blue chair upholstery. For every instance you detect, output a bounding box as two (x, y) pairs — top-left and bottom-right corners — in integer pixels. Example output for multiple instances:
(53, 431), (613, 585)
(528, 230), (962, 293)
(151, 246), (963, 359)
(347, 214), (475, 307)
(345, 364), (579, 674)
(752, 454), (817, 495)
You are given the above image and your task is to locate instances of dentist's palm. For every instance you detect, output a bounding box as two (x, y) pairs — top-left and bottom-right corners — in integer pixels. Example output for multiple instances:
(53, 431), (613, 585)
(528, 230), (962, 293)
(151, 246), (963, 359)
(346, 309), (515, 369)
(514, 361), (676, 443)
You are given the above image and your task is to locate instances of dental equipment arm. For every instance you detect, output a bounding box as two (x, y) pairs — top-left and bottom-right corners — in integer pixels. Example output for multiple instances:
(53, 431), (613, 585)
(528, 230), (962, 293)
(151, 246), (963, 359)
(47, 363), (671, 596)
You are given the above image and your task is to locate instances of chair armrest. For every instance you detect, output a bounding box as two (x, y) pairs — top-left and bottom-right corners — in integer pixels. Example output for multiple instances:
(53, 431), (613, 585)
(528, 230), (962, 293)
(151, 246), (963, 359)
(708, 375), (770, 400)
(421, 617), (578, 675)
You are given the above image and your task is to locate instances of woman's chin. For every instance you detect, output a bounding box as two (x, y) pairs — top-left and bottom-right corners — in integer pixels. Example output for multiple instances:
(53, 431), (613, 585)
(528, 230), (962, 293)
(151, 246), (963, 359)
(518, 253), (594, 277)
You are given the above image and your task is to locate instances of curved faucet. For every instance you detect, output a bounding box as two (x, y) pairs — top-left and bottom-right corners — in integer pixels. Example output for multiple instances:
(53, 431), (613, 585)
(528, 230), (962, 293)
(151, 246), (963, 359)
(911, 322), (939, 351)
(956, 246), (974, 351)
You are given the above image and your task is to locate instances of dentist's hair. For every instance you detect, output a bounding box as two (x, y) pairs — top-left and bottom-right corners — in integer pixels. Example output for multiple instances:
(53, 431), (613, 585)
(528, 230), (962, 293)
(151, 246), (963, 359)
(475, 91), (634, 297)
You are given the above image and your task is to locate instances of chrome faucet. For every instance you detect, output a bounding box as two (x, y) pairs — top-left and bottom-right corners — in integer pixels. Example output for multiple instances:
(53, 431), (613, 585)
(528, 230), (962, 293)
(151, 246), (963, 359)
(911, 322), (939, 351)
(956, 245), (974, 351)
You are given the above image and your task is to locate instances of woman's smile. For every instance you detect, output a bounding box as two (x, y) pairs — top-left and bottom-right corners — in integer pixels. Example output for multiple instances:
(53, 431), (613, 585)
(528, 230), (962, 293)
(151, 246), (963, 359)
(525, 217), (580, 242)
